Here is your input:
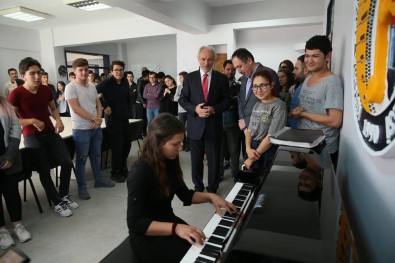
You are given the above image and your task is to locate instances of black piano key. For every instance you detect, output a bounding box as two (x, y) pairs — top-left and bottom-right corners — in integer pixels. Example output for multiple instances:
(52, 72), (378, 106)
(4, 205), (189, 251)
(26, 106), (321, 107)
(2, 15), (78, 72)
(235, 194), (247, 200)
(212, 226), (229, 236)
(224, 212), (237, 218)
(238, 189), (250, 196)
(202, 244), (221, 254)
(195, 256), (215, 263)
(232, 199), (244, 207)
(207, 236), (224, 245)
(201, 245), (221, 258)
(219, 219), (233, 227)
(241, 185), (253, 191)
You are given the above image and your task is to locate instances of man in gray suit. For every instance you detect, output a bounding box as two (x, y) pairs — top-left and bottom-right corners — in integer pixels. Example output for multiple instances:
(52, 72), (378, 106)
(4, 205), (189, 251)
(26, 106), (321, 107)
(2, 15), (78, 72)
(231, 48), (280, 132)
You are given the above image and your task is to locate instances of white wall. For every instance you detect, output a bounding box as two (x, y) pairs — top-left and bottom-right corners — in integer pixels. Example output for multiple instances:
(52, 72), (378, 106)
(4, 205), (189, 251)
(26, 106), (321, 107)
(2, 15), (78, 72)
(236, 24), (323, 70)
(126, 34), (177, 78)
(331, 0), (395, 262)
(0, 25), (40, 85)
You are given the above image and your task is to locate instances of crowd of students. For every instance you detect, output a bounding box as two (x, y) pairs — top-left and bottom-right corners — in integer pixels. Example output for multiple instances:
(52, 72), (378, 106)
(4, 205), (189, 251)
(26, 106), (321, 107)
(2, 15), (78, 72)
(0, 35), (343, 260)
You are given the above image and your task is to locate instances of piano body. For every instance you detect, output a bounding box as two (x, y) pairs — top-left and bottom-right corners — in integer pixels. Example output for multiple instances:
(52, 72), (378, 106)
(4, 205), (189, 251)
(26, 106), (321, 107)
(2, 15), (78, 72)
(182, 143), (342, 263)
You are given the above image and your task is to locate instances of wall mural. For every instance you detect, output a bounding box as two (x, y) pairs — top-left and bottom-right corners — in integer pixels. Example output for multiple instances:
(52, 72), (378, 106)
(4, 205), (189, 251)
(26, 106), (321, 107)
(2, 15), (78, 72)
(353, 0), (395, 157)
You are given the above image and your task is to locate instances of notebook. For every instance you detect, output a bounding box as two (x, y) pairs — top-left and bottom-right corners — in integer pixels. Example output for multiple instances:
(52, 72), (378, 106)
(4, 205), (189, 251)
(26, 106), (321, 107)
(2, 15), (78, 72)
(269, 127), (325, 148)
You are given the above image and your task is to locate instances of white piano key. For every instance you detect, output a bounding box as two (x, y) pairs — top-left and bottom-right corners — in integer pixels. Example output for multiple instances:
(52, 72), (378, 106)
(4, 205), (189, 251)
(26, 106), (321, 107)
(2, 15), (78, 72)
(181, 182), (249, 263)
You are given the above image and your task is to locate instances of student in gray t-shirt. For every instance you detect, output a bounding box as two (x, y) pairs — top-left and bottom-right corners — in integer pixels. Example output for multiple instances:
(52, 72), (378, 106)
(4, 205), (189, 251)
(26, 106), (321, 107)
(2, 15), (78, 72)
(296, 74), (343, 154)
(245, 70), (287, 171)
(291, 35), (344, 168)
(65, 58), (114, 200)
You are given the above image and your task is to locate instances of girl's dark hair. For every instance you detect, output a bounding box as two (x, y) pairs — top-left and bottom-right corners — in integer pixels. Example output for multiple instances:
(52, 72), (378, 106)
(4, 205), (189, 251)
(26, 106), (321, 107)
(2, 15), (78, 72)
(164, 75), (176, 86)
(277, 68), (295, 90)
(139, 113), (185, 197)
(252, 69), (277, 97)
(57, 81), (66, 95)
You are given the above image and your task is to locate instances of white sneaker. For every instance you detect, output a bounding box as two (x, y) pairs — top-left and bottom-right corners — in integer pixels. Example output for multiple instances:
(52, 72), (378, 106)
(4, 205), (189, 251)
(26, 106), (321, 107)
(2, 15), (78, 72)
(14, 223), (31, 243)
(54, 201), (73, 217)
(61, 195), (79, 210)
(0, 228), (15, 249)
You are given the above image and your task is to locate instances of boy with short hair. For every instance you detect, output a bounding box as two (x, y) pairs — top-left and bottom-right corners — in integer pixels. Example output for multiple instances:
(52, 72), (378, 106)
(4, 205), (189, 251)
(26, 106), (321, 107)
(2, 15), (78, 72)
(8, 57), (78, 217)
(65, 58), (114, 200)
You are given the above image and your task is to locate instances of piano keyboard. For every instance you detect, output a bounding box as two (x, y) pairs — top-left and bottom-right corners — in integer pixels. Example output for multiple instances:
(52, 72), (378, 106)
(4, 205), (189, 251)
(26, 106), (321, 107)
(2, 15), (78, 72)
(181, 182), (254, 263)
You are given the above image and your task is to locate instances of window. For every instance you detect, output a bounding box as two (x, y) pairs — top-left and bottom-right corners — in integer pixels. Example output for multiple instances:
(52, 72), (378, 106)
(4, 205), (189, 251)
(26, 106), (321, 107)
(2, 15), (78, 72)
(64, 51), (110, 76)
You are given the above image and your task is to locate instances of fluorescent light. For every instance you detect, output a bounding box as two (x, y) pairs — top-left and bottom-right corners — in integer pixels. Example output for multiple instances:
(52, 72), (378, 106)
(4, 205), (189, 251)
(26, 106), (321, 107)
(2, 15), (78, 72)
(64, 0), (111, 11)
(0, 7), (48, 22)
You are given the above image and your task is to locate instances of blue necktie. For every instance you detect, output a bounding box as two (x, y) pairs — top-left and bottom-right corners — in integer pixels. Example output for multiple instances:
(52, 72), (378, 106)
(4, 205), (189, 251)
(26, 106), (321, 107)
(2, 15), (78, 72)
(245, 78), (252, 98)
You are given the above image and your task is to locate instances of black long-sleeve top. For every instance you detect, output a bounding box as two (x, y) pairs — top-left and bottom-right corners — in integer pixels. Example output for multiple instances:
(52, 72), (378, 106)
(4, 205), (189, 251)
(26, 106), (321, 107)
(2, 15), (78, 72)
(96, 76), (130, 121)
(127, 158), (195, 235)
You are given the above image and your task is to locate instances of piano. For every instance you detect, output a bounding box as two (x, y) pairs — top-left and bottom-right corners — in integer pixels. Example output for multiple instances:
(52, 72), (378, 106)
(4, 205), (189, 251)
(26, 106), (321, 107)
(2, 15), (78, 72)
(182, 143), (342, 263)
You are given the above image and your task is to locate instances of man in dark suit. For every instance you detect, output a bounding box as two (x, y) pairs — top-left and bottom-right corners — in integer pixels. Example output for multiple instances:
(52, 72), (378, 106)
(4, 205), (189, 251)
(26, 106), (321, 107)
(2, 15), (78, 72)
(231, 48), (280, 131)
(179, 46), (230, 193)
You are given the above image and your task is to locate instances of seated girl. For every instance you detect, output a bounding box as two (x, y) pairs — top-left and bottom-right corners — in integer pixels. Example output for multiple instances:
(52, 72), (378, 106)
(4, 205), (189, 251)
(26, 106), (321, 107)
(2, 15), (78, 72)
(127, 113), (237, 263)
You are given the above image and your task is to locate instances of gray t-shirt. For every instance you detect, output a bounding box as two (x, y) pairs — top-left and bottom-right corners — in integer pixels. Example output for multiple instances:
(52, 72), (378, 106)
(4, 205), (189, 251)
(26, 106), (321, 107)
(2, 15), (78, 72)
(297, 74), (343, 153)
(248, 98), (287, 141)
(65, 81), (99, 130)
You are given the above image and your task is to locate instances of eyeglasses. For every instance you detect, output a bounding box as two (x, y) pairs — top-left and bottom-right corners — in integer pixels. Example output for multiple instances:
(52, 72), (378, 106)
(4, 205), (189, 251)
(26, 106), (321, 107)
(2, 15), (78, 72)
(112, 68), (124, 72)
(252, 83), (270, 91)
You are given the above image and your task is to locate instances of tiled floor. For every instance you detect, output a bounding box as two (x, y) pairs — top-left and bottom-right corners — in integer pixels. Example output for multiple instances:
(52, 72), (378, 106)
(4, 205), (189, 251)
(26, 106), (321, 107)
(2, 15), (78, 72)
(2, 145), (235, 262)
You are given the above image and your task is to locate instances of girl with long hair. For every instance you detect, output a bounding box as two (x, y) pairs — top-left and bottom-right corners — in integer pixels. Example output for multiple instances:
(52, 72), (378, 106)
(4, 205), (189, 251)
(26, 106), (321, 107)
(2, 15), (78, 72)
(127, 113), (237, 263)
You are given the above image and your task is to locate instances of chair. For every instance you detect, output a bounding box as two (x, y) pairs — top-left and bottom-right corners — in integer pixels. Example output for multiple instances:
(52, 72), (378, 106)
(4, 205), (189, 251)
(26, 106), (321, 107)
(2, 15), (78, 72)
(99, 236), (143, 263)
(101, 128), (111, 169)
(128, 120), (144, 150)
(19, 148), (45, 213)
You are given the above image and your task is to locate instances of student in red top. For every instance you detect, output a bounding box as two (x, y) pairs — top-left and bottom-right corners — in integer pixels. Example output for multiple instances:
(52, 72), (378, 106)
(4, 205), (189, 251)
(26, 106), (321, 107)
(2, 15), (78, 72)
(8, 57), (79, 217)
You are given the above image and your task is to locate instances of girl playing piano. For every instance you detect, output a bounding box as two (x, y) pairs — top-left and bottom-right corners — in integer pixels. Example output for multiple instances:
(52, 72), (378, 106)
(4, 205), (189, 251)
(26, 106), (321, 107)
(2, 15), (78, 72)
(127, 113), (237, 263)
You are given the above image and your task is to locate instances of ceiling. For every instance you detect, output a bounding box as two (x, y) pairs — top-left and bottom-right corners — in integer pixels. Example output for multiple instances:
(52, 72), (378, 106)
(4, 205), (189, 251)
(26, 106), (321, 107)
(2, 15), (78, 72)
(0, 0), (268, 31)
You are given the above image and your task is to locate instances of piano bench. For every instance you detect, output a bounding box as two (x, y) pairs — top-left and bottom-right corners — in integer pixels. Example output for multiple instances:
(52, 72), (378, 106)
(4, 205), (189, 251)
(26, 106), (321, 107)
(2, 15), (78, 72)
(99, 236), (143, 263)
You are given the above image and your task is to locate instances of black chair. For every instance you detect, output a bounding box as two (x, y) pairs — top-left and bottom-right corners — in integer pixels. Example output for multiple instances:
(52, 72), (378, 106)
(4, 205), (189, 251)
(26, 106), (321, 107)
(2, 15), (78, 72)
(128, 120), (144, 150)
(101, 128), (111, 170)
(19, 148), (45, 213)
(99, 236), (143, 263)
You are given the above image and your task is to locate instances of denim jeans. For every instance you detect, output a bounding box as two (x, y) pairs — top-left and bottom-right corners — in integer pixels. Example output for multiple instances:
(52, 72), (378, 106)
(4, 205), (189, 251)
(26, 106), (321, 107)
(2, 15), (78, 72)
(72, 128), (103, 189)
(147, 107), (159, 126)
(24, 131), (73, 205)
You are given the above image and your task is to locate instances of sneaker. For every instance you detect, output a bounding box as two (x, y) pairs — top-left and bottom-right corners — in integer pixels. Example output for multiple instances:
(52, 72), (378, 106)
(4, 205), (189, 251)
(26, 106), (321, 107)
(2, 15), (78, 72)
(78, 188), (91, 200)
(94, 178), (115, 188)
(61, 195), (79, 209)
(111, 172), (126, 183)
(0, 228), (15, 249)
(54, 201), (73, 217)
(13, 224), (31, 243)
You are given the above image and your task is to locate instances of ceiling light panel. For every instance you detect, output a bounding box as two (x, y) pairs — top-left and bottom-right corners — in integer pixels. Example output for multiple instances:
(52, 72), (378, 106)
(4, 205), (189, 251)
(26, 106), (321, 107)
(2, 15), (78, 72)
(64, 0), (111, 11)
(0, 7), (48, 22)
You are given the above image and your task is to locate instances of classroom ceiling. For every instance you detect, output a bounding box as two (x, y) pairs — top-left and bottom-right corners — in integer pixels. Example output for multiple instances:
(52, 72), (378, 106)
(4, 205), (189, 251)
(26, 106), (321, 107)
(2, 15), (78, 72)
(0, 0), (322, 33)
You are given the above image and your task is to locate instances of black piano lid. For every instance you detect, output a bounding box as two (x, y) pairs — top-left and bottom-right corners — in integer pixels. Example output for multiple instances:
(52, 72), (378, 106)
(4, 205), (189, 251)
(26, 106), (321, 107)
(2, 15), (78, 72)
(228, 144), (341, 263)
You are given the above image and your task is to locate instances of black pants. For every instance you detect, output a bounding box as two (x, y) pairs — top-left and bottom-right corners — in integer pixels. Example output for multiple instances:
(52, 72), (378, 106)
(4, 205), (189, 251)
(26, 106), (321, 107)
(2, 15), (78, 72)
(24, 132), (73, 205)
(190, 131), (222, 192)
(177, 112), (189, 149)
(129, 217), (191, 263)
(0, 171), (22, 226)
(219, 127), (241, 178)
(105, 117), (132, 173)
(135, 103), (147, 136)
